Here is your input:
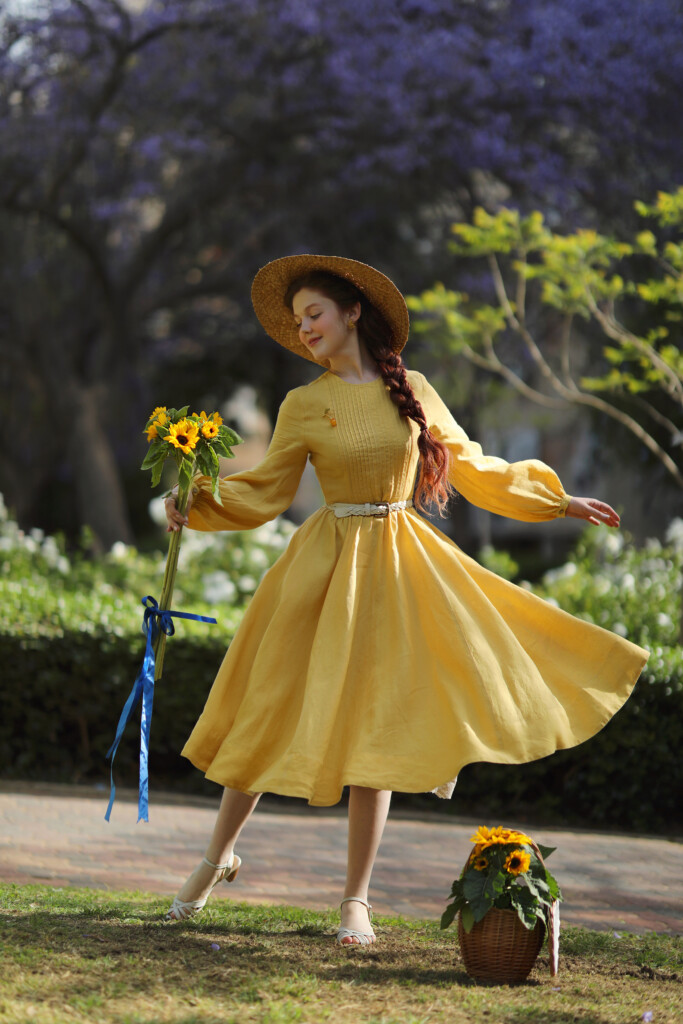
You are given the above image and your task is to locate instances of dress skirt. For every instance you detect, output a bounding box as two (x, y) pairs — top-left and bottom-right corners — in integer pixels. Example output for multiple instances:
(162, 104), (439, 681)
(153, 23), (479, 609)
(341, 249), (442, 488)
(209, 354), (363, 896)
(181, 371), (649, 805)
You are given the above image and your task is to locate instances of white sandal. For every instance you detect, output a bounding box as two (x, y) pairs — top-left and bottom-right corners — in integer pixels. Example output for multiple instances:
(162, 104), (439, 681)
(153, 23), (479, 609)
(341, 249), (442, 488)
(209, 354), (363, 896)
(166, 853), (241, 921)
(336, 896), (376, 946)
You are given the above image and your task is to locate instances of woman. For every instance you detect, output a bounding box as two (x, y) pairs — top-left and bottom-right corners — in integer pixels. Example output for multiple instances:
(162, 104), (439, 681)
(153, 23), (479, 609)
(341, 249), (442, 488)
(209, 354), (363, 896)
(163, 254), (648, 944)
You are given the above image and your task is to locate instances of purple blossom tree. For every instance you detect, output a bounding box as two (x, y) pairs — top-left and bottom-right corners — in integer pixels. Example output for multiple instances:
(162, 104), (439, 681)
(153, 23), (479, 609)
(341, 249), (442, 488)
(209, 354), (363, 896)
(1, 0), (681, 544)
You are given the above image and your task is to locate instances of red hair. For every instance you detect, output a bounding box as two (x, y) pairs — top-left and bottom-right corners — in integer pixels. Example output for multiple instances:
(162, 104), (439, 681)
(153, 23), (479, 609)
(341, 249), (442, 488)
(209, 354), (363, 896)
(284, 271), (453, 515)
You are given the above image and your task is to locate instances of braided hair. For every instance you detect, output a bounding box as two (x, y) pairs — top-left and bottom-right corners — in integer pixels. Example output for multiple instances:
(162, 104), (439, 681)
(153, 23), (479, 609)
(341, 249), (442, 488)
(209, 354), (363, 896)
(284, 271), (452, 515)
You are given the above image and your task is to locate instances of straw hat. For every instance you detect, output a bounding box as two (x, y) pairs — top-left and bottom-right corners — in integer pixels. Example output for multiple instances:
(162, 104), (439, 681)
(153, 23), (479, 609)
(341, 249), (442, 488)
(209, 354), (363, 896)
(251, 254), (409, 364)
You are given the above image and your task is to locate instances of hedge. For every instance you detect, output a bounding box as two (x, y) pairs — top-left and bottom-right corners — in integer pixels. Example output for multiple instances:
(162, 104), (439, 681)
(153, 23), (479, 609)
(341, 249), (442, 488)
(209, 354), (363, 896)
(2, 630), (681, 833)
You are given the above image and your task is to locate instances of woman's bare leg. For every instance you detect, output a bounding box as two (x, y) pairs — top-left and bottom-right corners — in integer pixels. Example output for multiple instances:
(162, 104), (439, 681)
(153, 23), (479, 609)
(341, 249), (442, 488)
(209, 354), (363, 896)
(340, 785), (392, 944)
(173, 787), (260, 904)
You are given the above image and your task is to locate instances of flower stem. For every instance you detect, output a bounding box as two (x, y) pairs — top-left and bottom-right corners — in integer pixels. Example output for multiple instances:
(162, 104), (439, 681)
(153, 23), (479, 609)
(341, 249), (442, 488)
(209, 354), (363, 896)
(153, 469), (194, 680)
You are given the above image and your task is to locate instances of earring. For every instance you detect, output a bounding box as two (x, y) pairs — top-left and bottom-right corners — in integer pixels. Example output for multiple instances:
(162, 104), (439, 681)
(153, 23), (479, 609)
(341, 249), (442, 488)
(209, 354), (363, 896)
(348, 320), (357, 330)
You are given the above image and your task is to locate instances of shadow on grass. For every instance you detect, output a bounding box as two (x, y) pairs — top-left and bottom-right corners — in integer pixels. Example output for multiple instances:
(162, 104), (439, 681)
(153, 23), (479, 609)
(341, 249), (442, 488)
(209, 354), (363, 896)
(5, 907), (545, 990)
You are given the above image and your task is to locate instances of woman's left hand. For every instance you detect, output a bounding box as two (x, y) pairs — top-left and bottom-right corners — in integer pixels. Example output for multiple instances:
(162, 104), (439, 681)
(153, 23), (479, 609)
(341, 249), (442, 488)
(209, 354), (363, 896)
(565, 496), (620, 528)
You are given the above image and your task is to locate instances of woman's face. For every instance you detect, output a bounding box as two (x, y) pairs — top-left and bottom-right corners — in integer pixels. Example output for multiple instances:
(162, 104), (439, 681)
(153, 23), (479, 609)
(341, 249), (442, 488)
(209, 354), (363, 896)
(291, 288), (360, 363)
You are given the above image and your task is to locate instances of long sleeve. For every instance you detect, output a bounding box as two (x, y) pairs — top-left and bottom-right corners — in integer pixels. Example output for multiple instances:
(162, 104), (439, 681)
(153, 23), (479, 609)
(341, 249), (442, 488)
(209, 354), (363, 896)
(413, 373), (571, 522)
(187, 388), (309, 532)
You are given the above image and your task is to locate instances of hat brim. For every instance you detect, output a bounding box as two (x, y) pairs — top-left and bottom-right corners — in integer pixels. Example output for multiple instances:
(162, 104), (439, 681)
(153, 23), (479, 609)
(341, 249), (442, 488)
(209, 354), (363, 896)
(251, 254), (409, 365)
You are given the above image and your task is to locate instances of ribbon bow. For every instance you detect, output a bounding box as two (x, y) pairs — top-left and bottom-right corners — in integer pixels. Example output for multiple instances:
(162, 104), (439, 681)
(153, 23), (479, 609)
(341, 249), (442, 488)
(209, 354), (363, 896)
(104, 596), (217, 823)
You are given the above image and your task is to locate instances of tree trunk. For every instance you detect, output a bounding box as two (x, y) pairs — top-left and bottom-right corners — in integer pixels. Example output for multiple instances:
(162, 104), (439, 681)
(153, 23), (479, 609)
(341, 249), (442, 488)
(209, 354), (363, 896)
(70, 384), (134, 552)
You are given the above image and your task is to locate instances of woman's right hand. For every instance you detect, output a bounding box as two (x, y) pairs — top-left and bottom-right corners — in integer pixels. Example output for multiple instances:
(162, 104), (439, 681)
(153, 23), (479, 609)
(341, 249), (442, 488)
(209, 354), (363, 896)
(164, 488), (194, 532)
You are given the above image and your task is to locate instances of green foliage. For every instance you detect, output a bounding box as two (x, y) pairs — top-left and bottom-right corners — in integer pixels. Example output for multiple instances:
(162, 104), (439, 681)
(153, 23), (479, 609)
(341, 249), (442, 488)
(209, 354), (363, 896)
(477, 544), (519, 581)
(529, 522), (683, 652)
(408, 189), (683, 488)
(0, 491), (295, 789)
(0, 492), (295, 642)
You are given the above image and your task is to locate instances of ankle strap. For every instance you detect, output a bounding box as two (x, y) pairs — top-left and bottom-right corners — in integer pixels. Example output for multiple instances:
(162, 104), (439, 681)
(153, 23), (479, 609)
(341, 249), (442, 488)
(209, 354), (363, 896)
(340, 896), (372, 916)
(202, 854), (233, 871)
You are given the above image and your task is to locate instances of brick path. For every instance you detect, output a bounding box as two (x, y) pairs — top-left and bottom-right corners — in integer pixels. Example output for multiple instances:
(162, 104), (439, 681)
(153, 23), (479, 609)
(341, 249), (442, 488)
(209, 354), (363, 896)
(0, 782), (681, 934)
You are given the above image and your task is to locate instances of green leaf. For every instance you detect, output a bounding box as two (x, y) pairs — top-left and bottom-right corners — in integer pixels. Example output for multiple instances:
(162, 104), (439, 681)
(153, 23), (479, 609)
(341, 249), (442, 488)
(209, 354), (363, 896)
(150, 459), (165, 488)
(463, 869), (505, 922)
(460, 905), (475, 934)
(178, 458), (194, 493)
(522, 872), (551, 905)
(212, 474), (224, 506)
(448, 879), (465, 900)
(440, 895), (465, 930)
(174, 405), (190, 420)
(508, 886), (542, 931)
(212, 436), (235, 459)
(194, 449), (212, 478)
(544, 871), (563, 902)
(219, 425), (243, 447)
(140, 443), (168, 471)
(204, 443), (220, 475)
(536, 844), (556, 861)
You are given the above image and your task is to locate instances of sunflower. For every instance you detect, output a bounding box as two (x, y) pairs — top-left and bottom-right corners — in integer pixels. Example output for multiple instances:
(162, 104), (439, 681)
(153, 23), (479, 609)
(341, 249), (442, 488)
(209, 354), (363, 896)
(472, 855), (489, 871)
(503, 849), (531, 876)
(197, 409), (223, 427)
(470, 825), (533, 849)
(145, 409), (168, 441)
(202, 420), (219, 439)
(166, 418), (200, 454)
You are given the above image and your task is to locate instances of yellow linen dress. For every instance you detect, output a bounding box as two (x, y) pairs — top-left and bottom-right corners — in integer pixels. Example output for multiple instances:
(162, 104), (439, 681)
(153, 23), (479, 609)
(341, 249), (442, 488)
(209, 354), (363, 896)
(181, 370), (649, 805)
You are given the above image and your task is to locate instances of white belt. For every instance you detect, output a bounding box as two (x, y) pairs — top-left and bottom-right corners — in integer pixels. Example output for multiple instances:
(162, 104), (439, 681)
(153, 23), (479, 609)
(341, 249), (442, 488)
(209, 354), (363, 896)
(327, 500), (414, 518)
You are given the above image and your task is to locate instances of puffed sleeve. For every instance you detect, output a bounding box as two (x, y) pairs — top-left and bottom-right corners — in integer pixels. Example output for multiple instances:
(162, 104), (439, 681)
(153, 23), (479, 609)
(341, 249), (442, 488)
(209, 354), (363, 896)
(414, 373), (571, 522)
(187, 388), (309, 532)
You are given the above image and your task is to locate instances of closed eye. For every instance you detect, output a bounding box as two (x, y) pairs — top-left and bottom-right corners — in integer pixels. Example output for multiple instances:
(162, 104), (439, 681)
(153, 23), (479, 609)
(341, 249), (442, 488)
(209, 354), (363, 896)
(295, 313), (322, 327)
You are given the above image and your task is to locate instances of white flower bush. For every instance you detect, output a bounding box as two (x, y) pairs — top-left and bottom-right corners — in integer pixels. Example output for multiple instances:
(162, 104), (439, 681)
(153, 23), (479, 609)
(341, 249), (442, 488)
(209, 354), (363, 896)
(0, 493), (295, 640)
(534, 525), (682, 649)
(1, 489), (680, 657)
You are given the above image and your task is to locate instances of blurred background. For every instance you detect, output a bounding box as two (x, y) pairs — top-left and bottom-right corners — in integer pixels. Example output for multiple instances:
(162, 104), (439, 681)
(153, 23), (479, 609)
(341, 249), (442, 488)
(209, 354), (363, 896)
(1, 0), (681, 832)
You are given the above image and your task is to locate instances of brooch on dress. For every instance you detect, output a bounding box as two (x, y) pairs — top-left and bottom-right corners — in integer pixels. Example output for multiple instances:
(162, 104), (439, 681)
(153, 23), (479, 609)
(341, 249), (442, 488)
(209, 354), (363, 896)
(323, 407), (337, 427)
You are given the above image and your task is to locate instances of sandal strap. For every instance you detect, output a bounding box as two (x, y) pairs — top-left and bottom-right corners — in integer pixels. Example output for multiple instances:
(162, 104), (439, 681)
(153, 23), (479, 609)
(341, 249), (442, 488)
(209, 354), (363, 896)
(336, 926), (375, 945)
(202, 854), (233, 871)
(340, 896), (373, 918)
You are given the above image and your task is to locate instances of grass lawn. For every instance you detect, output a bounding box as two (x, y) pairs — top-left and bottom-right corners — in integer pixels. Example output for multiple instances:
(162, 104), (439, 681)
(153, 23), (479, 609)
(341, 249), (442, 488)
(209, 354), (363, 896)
(0, 884), (680, 1024)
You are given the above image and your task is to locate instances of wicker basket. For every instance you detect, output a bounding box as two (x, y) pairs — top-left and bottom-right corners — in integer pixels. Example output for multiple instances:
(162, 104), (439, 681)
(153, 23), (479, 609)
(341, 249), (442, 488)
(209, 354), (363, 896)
(458, 908), (544, 984)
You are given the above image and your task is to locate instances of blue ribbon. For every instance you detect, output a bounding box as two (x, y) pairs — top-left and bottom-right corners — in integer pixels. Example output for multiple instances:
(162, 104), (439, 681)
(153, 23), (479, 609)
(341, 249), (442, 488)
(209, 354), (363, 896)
(105, 595), (217, 823)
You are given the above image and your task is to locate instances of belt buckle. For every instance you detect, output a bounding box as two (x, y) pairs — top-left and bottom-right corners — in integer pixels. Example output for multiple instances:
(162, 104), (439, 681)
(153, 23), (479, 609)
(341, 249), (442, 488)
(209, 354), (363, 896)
(374, 502), (390, 518)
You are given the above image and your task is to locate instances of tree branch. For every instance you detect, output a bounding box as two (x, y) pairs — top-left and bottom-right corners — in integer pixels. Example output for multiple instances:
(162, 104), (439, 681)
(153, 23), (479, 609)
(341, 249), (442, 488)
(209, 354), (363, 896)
(461, 336), (567, 409)
(559, 314), (579, 391)
(487, 253), (568, 396)
(628, 394), (681, 438)
(586, 292), (683, 401)
(133, 210), (287, 317)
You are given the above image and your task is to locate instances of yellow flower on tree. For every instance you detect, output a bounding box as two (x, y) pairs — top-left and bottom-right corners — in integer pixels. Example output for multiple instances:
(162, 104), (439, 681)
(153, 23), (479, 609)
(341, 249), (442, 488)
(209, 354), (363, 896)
(202, 420), (219, 439)
(166, 418), (200, 454)
(473, 855), (489, 871)
(504, 849), (531, 876)
(146, 409), (168, 442)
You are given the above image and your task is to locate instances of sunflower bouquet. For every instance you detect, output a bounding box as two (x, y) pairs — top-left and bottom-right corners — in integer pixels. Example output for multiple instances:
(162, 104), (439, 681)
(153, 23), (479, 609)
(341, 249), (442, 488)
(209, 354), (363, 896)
(104, 405), (242, 822)
(141, 405), (242, 674)
(441, 825), (562, 934)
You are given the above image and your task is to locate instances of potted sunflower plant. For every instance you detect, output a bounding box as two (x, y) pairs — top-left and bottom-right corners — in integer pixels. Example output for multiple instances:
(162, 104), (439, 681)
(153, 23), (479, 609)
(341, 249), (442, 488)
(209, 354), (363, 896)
(441, 826), (562, 983)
